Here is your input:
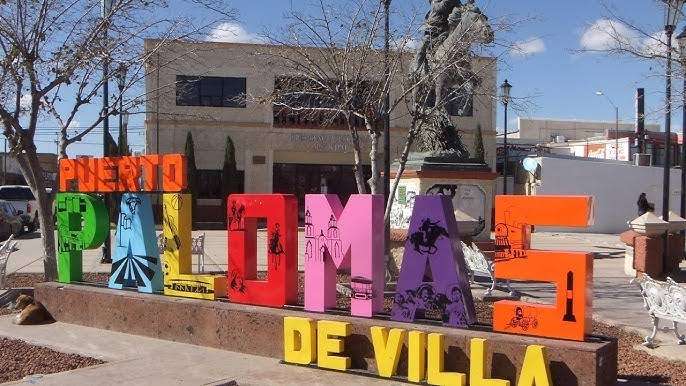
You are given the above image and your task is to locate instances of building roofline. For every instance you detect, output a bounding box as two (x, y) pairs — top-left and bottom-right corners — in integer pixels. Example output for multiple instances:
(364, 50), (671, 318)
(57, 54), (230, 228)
(143, 38), (496, 61)
(516, 116), (660, 127)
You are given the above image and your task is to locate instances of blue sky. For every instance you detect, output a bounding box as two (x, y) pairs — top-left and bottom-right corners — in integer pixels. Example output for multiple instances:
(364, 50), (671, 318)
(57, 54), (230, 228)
(53, 0), (682, 156)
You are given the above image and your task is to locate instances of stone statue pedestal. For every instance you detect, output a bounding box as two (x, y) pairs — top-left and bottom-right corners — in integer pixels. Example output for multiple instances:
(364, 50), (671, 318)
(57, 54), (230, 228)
(390, 153), (497, 241)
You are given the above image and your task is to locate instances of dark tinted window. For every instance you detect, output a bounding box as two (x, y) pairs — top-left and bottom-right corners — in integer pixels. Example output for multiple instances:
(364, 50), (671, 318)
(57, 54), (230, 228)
(176, 76), (246, 108)
(0, 187), (35, 200)
(176, 76), (200, 105)
(196, 169), (245, 199)
(223, 78), (247, 108)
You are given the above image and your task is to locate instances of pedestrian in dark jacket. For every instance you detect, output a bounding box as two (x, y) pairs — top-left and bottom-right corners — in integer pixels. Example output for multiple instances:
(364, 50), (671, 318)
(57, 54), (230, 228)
(637, 193), (654, 216)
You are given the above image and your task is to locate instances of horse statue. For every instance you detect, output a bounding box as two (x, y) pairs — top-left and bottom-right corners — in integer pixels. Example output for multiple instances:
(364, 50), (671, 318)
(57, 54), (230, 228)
(411, 0), (494, 156)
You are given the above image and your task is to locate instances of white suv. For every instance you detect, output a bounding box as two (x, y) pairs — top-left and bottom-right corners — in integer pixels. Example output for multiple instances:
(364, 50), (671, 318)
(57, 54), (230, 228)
(0, 185), (38, 233)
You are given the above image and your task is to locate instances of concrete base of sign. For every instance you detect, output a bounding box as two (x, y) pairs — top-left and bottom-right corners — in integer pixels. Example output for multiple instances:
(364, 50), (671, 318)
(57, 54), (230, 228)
(35, 282), (618, 386)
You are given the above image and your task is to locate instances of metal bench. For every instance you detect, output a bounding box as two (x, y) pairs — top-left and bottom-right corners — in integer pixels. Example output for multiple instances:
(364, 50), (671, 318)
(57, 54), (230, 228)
(0, 235), (19, 289)
(632, 274), (686, 348)
(158, 233), (207, 273)
(461, 241), (514, 296)
(192, 233), (206, 272)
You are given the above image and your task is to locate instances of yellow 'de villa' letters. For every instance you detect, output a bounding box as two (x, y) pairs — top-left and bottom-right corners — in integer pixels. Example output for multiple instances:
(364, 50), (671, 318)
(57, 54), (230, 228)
(283, 317), (553, 386)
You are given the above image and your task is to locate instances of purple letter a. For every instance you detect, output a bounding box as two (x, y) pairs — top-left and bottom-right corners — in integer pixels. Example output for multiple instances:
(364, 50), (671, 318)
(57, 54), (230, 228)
(391, 195), (476, 327)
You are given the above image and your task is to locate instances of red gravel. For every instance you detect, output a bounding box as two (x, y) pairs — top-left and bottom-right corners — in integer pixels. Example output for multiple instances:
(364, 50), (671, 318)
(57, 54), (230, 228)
(0, 337), (104, 383)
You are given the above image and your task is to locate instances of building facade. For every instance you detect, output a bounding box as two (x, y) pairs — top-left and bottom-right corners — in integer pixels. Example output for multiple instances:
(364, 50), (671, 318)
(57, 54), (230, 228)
(514, 117), (661, 142)
(145, 40), (498, 223)
(0, 153), (57, 188)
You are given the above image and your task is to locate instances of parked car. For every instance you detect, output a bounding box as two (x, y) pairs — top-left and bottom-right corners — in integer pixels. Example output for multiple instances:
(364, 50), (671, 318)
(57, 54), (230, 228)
(0, 200), (23, 239)
(0, 185), (38, 233)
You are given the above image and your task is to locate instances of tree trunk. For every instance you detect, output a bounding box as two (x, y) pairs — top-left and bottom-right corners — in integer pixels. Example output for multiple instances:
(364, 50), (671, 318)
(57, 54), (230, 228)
(16, 149), (58, 281)
(385, 122), (419, 222)
(347, 114), (367, 194)
(366, 118), (381, 194)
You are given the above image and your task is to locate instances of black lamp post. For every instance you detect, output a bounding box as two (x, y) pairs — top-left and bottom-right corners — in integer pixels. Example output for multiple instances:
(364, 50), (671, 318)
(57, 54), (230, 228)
(662, 0), (684, 268)
(100, 0), (113, 264)
(116, 64), (128, 156)
(677, 27), (686, 225)
(500, 79), (512, 195)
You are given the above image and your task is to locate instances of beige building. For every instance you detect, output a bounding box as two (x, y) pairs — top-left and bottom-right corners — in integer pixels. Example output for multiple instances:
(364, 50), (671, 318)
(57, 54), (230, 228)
(144, 40), (497, 223)
(514, 117), (660, 142)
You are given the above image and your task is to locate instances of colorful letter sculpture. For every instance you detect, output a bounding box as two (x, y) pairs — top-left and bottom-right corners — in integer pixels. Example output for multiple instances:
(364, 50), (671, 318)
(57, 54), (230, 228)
(56, 193), (109, 283)
(391, 195), (476, 327)
(469, 338), (509, 386)
(227, 194), (297, 307)
(59, 154), (187, 193)
(162, 193), (226, 299)
(283, 316), (317, 365)
(108, 193), (162, 293)
(370, 327), (405, 378)
(304, 194), (384, 317)
(493, 195), (594, 341)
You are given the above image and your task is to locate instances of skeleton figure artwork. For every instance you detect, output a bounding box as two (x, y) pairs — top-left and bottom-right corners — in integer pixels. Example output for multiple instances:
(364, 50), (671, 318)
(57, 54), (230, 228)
(229, 270), (247, 293)
(228, 201), (246, 231)
(268, 223), (285, 270)
(391, 282), (469, 326)
(505, 306), (539, 332)
(412, 0), (493, 156)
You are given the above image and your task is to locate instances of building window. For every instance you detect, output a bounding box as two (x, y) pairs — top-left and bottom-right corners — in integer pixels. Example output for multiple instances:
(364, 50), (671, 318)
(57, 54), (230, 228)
(272, 76), (371, 129)
(446, 88), (473, 117)
(196, 169), (245, 199)
(176, 76), (246, 108)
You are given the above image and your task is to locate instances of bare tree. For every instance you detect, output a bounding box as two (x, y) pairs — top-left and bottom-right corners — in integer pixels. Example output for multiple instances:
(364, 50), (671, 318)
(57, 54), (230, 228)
(260, 0), (519, 219)
(259, 0), (525, 278)
(576, 1), (686, 119)
(261, 0), (394, 195)
(0, 0), (234, 280)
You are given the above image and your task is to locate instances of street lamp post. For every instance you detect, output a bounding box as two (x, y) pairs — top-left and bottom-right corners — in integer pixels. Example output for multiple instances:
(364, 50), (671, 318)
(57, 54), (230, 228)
(500, 79), (512, 195)
(100, 0), (113, 264)
(595, 91), (620, 160)
(676, 27), (686, 224)
(116, 64), (128, 156)
(661, 0), (684, 270)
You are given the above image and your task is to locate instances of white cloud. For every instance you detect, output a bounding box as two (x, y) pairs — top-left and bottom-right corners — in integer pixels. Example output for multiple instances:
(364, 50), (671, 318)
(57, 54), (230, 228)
(391, 36), (421, 52)
(580, 18), (680, 57)
(642, 30), (678, 56)
(510, 37), (546, 57)
(206, 22), (264, 44)
(579, 19), (638, 51)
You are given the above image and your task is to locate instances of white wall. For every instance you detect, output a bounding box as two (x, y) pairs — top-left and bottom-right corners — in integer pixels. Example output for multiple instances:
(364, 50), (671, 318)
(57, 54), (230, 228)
(533, 157), (682, 234)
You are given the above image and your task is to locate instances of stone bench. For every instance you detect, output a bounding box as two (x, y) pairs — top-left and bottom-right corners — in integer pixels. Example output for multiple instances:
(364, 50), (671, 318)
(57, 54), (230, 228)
(632, 274), (686, 348)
